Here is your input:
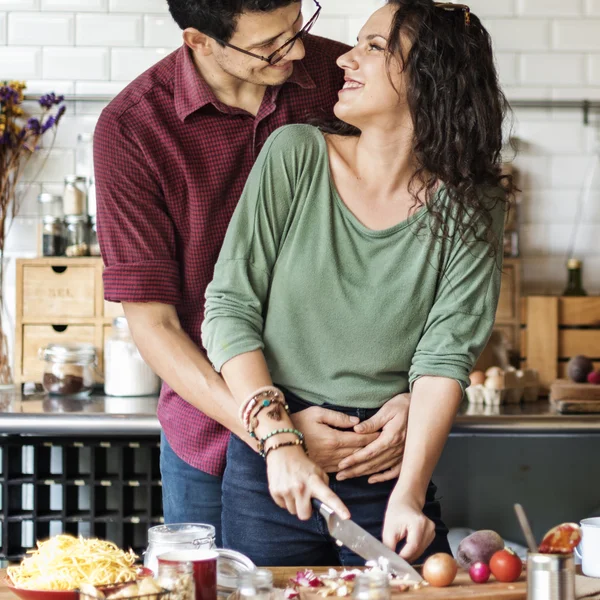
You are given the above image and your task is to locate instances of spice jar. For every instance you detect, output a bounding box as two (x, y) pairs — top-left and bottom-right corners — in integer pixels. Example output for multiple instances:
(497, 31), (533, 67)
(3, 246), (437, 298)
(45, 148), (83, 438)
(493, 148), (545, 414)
(37, 193), (63, 218)
(41, 216), (65, 257)
(238, 570), (273, 600)
(353, 572), (390, 600)
(63, 174), (87, 216)
(157, 562), (195, 600)
(89, 215), (101, 256)
(65, 214), (89, 257)
(104, 316), (160, 396)
(144, 524), (216, 576)
(40, 343), (96, 397)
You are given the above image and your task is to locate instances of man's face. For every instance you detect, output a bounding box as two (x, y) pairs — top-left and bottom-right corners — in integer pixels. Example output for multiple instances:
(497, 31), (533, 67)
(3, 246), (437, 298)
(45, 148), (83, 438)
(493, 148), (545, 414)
(212, 2), (307, 86)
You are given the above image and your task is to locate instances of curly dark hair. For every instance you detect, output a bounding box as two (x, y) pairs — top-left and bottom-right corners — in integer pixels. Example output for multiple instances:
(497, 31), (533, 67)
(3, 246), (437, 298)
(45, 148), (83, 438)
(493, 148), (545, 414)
(166, 0), (300, 43)
(323, 0), (515, 257)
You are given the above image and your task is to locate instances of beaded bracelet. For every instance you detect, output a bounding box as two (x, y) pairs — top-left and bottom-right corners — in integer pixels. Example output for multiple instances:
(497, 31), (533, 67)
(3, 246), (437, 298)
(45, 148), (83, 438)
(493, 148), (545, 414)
(264, 439), (306, 460)
(248, 397), (290, 438)
(258, 428), (304, 457)
(239, 386), (282, 430)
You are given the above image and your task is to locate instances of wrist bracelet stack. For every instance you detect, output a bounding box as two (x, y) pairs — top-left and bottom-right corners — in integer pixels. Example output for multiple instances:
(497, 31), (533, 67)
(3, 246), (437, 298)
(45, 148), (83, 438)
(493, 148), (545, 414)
(239, 385), (307, 459)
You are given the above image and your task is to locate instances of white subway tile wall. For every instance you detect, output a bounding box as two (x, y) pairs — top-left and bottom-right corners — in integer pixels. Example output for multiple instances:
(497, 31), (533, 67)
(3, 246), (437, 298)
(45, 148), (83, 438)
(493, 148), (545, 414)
(0, 0), (598, 303)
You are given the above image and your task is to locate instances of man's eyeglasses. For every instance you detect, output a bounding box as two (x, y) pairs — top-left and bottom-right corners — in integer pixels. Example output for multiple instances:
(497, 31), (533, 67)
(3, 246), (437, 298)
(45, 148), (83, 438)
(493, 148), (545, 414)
(208, 0), (322, 66)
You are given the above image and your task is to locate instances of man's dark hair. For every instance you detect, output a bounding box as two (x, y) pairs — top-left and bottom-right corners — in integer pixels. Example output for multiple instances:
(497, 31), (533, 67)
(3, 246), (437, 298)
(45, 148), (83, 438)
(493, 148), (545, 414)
(167, 0), (300, 43)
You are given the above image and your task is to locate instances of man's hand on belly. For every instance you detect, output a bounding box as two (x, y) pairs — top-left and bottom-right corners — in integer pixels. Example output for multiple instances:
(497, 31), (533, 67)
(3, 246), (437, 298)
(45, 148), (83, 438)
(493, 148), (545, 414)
(335, 393), (410, 484)
(290, 407), (378, 474)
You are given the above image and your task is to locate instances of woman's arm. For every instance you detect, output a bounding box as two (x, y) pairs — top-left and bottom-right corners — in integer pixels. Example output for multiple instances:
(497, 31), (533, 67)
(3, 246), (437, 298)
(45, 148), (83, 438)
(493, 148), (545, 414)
(382, 376), (462, 560)
(221, 350), (351, 520)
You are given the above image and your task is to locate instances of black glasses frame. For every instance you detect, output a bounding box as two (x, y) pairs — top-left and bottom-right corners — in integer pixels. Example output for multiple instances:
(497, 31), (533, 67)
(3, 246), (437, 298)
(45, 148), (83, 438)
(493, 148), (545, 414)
(209, 0), (322, 65)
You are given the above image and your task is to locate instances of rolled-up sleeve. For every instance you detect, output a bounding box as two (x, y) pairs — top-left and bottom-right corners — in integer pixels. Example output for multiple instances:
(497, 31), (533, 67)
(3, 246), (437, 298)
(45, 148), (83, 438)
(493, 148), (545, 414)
(202, 127), (301, 371)
(408, 196), (506, 393)
(94, 108), (181, 305)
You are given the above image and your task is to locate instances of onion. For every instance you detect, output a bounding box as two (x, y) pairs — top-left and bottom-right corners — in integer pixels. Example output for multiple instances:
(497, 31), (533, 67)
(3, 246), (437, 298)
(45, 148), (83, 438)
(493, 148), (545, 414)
(422, 553), (458, 587)
(469, 562), (491, 584)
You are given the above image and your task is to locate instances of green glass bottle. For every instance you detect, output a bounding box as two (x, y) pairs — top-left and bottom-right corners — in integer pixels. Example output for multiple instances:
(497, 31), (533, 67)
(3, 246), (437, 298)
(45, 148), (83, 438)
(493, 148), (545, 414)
(563, 258), (587, 296)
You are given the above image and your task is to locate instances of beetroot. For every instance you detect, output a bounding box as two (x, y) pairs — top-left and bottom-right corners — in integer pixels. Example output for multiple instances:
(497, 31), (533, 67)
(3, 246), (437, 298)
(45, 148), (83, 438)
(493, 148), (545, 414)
(456, 530), (505, 569)
(587, 370), (600, 385)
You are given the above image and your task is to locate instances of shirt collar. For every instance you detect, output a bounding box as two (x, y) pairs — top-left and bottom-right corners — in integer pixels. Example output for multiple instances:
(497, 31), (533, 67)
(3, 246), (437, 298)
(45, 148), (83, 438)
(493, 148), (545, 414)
(174, 44), (316, 122)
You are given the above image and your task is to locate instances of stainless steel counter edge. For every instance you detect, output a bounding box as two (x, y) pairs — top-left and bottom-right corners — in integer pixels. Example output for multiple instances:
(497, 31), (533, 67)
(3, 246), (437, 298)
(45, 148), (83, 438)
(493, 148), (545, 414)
(0, 413), (162, 436)
(1, 412), (600, 436)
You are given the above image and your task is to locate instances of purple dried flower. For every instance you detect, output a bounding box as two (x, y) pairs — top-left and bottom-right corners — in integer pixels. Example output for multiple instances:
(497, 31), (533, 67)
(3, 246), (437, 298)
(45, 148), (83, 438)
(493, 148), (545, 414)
(38, 92), (65, 109)
(41, 115), (55, 133)
(0, 85), (20, 105)
(26, 118), (41, 134)
(55, 105), (66, 124)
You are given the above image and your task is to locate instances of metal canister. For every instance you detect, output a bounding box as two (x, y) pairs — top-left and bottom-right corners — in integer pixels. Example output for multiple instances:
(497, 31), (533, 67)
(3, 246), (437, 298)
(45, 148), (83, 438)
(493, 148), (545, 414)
(527, 552), (575, 600)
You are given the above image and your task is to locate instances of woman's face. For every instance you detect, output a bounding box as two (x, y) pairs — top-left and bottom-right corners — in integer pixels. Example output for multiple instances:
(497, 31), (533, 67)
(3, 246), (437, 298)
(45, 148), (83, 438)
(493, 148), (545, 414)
(334, 4), (408, 130)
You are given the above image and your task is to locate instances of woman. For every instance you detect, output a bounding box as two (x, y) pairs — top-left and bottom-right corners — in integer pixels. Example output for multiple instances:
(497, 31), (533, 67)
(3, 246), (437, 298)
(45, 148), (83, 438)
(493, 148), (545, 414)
(202, 0), (513, 566)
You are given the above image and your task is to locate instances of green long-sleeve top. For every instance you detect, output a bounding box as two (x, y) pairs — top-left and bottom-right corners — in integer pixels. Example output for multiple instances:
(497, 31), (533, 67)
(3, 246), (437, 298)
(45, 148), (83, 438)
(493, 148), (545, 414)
(202, 125), (505, 408)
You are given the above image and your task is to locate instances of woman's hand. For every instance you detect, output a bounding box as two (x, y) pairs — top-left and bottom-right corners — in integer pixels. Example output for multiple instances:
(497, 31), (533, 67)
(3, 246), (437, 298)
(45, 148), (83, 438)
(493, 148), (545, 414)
(382, 494), (435, 563)
(266, 444), (350, 521)
(337, 394), (410, 483)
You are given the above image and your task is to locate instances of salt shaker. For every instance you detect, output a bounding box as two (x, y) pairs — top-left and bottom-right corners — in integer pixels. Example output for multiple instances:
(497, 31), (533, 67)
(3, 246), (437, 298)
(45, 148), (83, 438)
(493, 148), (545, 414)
(527, 552), (575, 600)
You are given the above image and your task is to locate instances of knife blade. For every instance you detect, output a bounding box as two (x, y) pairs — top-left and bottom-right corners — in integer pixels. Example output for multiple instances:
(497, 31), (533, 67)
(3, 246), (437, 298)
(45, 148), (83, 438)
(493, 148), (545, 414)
(312, 499), (423, 582)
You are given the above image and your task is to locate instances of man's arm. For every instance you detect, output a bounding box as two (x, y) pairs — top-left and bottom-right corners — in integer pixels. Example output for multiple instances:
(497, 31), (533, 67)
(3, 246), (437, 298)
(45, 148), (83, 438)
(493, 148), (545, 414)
(123, 301), (248, 439)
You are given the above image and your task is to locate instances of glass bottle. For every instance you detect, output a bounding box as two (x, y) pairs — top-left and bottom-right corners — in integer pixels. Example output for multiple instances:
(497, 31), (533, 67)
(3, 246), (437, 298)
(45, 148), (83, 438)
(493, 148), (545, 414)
(157, 561), (195, 600)
(238, 569), (273, 600)
(76, 133), (94, 181)
(352, 572), (390, 600)
(65, 214), (89, 257)
(563, 258), (587, 296)
(63, 174), (88, 216)
(88, 176), (97, 217)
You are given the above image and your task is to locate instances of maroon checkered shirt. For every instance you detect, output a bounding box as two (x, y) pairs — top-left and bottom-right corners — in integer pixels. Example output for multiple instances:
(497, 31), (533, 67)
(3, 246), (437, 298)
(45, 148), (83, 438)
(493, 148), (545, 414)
(94, 35), (348, 477)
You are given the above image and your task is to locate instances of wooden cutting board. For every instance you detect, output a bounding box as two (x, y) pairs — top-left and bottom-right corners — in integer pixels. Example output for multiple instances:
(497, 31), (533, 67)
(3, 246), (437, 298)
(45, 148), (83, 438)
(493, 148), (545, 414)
(270, 567), (526, 599)
(550, 379), (600, 413)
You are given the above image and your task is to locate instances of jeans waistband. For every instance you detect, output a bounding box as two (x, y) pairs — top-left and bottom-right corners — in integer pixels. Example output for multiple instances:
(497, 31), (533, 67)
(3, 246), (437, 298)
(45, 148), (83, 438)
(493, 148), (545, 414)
(278, 386), (380, 421)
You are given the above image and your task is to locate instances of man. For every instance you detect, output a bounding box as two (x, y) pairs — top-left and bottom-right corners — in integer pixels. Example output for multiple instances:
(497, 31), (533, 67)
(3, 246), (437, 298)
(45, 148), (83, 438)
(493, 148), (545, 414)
(95, 0), (408, 547)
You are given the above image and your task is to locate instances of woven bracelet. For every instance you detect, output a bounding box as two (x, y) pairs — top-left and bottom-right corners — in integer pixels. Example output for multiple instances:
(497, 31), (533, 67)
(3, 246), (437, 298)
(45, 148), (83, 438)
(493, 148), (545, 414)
(263, 439), (306, 460)
(258, 428), (304, 457)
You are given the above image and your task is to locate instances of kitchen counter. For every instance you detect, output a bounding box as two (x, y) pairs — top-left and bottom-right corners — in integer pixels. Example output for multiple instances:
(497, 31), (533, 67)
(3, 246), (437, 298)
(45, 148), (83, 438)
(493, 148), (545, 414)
(1, 388), (600, 436)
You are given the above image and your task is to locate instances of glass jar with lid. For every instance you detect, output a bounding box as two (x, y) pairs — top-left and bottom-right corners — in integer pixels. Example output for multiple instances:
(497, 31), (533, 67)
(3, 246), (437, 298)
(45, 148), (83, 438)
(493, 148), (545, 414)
(41, 216), (65, 257)
(37, 193), (63, 218)
(63, 174), (88, 216)
(39, 343), (97, 397)
(65, 214), (89, 257)
(89, 215), (101, 256)
(104, 316), (160, 396)
(144, 524), (216, 576)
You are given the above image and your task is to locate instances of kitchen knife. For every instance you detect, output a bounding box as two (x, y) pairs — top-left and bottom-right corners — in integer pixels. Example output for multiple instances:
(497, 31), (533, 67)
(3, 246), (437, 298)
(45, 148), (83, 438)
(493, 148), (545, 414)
(312, 499), (423, 582)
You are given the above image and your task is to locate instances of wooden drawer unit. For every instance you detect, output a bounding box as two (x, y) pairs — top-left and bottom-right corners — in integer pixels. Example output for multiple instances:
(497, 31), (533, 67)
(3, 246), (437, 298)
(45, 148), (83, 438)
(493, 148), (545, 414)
(14, 257), (121, 384)
(21, 324), (96, 382)
(22, 264), (96, 319)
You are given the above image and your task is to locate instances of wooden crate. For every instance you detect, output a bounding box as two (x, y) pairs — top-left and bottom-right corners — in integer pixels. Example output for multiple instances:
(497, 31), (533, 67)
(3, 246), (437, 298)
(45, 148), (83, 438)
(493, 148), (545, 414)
(520, 296), (600, 393)
(14, 257), (124, 384)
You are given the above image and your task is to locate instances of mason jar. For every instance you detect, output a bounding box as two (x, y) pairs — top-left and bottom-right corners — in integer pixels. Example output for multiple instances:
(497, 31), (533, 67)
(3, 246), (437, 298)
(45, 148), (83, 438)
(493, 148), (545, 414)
(353, 572), (391, 600)
(63, 174), (88, 216)
(238, 570), (273, 600)
(65, 214), (89, 257)
(89, 216), (101, 256)
(37, 193), (63, 218)
(144, 524), (216, 576)
(41, 216), (65, 257)
(40, 343), (97, 397)
(104, 316), (160, 397)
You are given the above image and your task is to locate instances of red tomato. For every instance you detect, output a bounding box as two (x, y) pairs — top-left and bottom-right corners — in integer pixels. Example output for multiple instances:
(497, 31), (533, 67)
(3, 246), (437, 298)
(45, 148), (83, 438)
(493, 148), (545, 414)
(489, 548), (523, 582)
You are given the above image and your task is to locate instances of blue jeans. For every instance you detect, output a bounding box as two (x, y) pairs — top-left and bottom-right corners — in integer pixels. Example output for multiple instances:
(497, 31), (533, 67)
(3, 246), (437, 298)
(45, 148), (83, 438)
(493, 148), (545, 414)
(222, 390), (450, 566)
(160, 432), (223, 547)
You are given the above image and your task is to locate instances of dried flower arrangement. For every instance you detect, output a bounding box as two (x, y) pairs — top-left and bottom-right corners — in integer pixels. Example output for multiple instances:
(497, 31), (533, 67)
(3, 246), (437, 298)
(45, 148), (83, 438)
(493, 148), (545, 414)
(0, 81), (66, 386)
